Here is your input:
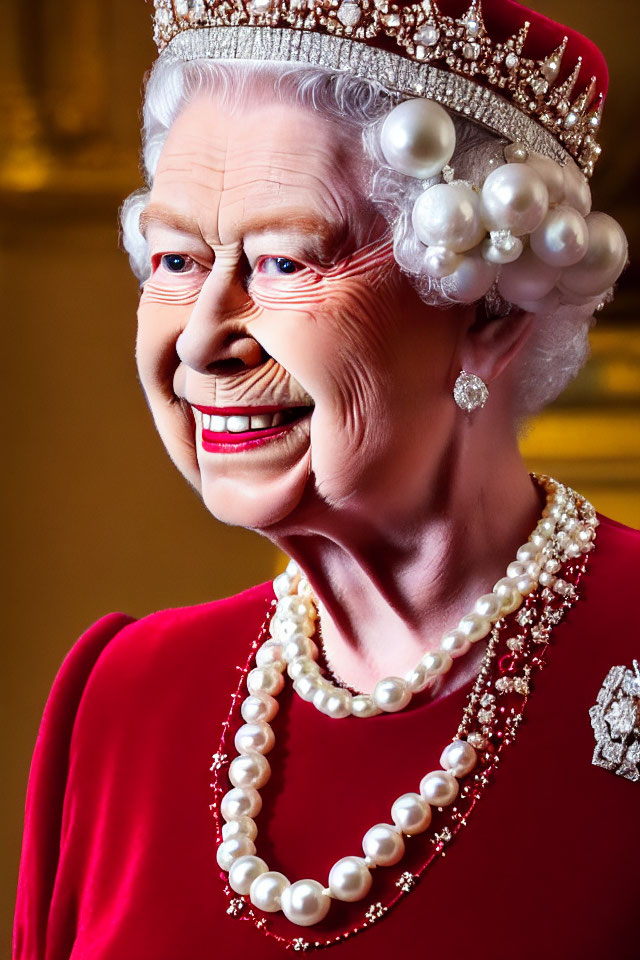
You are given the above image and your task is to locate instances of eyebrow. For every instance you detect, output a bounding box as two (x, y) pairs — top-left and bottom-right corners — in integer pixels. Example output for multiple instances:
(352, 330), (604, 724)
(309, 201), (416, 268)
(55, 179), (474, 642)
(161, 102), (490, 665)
(139, 203), (347, 263)
(139, 204), (201, 239)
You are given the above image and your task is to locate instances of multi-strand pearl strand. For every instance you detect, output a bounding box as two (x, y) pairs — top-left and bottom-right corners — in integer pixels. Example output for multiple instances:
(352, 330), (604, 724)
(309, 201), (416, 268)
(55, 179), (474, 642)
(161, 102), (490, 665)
(218, 728), (478, 926)
(262, 475), (594, 720)
(214, 475), (596, 928)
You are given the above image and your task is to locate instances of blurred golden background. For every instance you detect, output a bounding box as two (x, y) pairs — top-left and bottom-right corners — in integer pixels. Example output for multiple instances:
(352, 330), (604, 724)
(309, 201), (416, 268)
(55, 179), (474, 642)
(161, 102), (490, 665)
(1, 1), (638, 954)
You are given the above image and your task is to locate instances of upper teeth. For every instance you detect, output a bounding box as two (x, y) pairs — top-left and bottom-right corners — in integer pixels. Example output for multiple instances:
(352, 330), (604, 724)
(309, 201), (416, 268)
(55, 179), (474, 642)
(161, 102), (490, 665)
(193, 409), (288, 432)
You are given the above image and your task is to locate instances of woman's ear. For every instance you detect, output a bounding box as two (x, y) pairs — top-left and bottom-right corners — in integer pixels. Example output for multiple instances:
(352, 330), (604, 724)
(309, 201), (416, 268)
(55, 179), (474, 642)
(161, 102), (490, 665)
(458, 306), (534, 385)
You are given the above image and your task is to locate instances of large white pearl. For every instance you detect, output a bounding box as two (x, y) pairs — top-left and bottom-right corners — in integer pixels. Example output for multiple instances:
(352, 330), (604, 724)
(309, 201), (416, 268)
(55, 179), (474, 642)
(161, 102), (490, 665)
(293, 674), (323, 702)
(296, 576), (313, 599)
(516, 541), (540, 564)
(249, 871), (290, 912)
(404, 662), (433, 693)
(234, 721), (275, 756)
(287, 656), (320, 681)
(440, 739), (478, 777)
(283, 634), (317, 662)
(220, 787), (262, 821)
(562, 162), (592, 216)
(373, 677), (412, 712)
(362, 823), (405, 865)
(241, 693), (279, 724)
(525, 154), (564, 204)
(280, 879), (331, 926)
(277, 595), (313, 621)
(493, 577), (522, 614)
(474, 593), (502, 620)
(229, 752), (271, 790)
(216, 835), (257, 871)
(423, 245), (463, 279)
(497, 246), (561, 304)
(391, 792), (432, 834)
(380, 98), (456, 179)
(419, 770), (459, 807)
(422, 649), (453, 676)
(441, 248), (497, 302)
(273, 572), (292, 600)
(255, 641), (286, 672)
(286, 558), (300, 578)
(312, 684), (333, 713)
(515, 575), (536, 596)
(351, 694), (382, 718)
(530, 205), (588, 267)
(440, 629), (471, 658)
(247, 666), (285, 698)
(228, 855), (268, 895)
(507, 561), (527, 580)
(274, 614), (314, 639)
(323, 689), (353, 719)
(328, 856), (373, 902)
(221, 816), (258, 842)
(412, 181), (485, 252)
(480, 163), (549, 236)
(457, 613), (490, 643)
(559, 212), (628, 298)
(312, 684), (352, 718)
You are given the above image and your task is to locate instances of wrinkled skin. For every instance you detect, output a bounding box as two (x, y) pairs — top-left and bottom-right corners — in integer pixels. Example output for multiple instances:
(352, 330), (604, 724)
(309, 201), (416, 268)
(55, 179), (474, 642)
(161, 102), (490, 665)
(138, 92), (539, 691)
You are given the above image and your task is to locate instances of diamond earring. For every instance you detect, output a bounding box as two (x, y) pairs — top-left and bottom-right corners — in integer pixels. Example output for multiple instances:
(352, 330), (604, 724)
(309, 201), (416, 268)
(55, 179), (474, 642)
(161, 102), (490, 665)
(453, 370), (489, 412)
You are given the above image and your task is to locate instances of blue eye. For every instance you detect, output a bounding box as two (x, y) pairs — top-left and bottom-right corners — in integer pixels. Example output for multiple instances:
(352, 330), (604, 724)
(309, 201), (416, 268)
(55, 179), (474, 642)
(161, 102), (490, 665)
(257, 256), (303, 277)
(274, 257), (298, 274)
(162, 254), (189, 272)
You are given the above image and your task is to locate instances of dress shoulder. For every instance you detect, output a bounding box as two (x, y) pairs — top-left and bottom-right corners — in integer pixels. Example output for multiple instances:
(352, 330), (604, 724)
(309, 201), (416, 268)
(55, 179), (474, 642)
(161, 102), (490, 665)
(73, 580), (274, 689)
(13, 581), (274, 960)
(13, 612), (135, 960)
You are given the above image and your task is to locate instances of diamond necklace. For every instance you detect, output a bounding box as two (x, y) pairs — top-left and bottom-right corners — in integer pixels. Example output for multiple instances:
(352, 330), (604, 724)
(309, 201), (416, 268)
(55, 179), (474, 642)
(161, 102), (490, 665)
(210, 479), (597, 943)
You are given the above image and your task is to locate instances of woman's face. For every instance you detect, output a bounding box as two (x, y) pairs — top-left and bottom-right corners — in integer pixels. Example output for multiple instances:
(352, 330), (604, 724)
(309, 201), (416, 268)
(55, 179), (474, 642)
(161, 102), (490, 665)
(137, 92), (466, 531)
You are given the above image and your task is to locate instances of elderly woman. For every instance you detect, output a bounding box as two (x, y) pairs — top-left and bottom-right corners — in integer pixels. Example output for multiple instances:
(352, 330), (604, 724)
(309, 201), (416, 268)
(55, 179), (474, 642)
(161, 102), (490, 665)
(13, 0), (639, 957)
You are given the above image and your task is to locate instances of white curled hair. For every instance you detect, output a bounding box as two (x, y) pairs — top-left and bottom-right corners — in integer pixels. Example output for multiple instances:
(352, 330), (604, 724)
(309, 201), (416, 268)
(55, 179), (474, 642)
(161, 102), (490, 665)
(120, 56), (599, 416)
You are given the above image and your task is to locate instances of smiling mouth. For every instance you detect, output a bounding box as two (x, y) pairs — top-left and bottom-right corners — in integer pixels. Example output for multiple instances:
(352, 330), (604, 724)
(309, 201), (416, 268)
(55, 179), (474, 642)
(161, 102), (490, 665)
(190, 404), (313, 451)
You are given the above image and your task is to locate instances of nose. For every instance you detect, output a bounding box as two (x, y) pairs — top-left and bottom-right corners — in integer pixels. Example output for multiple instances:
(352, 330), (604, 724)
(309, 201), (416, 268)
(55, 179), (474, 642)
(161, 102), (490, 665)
(176, 253), (265, 374)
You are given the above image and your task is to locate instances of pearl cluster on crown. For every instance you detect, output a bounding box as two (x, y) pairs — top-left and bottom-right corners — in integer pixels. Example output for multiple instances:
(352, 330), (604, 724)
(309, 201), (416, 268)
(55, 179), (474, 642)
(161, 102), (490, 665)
(152, 0), (603, 175)
(213, 475), (598, 928)
(378, 97), (627, 311)
(262, 474), (594, 720)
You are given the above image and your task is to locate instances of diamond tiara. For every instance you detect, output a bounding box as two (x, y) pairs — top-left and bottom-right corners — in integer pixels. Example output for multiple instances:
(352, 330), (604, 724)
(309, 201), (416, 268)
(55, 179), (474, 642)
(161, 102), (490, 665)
(152, 0), (604, 176)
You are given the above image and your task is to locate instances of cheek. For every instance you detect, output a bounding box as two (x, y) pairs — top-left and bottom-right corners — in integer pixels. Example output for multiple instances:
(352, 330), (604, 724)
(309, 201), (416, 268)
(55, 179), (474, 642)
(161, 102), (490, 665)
(311, 272), (415, 432)
(136, 297), (202, 489)
(252, 273), (415, 489)
(136, 280), (200, 395)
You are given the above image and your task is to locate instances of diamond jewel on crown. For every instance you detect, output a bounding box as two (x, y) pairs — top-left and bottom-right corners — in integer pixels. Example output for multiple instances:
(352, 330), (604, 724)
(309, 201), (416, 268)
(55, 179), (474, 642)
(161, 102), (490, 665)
(151, 0), (604, 175)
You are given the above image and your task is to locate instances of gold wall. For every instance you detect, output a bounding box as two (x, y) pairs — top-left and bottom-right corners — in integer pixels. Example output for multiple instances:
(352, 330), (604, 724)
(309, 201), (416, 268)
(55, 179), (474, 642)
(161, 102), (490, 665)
(2, 1), (638, 954)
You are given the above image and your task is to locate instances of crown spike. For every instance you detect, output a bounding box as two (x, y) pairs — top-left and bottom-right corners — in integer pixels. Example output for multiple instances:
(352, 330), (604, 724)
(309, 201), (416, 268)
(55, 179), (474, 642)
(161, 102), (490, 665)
(546, 55), (583, 108)
(458, 0), (487, 39)
(504, 20), (531, 56)
(570, 75), (597, 117)
(539, 36), (568, 85)
(585, 93), (604, 132)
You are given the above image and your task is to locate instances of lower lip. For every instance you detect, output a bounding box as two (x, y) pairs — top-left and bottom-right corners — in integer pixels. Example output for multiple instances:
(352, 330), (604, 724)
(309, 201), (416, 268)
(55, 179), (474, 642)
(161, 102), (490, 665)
(200, 413), (309, 453)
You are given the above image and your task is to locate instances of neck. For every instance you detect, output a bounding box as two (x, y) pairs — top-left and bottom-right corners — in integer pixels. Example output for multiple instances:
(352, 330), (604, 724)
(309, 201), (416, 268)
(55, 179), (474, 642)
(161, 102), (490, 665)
(273, 439), (541, 695)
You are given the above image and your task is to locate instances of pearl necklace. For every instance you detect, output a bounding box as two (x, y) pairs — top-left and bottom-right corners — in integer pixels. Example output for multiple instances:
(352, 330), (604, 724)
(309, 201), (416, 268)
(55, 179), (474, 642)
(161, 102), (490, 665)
(257, 475), (593, 720)
(213, 476), (597, 932)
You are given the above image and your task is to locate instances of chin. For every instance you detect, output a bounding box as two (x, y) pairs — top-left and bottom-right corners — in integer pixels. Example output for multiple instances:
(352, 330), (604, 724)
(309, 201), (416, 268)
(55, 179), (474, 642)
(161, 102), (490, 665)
(200, 453), (312, 530)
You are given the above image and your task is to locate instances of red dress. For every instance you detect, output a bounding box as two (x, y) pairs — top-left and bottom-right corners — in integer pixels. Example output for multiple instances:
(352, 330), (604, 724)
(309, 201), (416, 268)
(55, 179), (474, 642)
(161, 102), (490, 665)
(13, 516), (640, 959)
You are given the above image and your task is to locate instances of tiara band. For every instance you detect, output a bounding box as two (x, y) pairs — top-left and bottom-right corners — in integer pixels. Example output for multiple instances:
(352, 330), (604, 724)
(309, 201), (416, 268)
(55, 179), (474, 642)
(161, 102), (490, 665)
(152, 0), (603, 176)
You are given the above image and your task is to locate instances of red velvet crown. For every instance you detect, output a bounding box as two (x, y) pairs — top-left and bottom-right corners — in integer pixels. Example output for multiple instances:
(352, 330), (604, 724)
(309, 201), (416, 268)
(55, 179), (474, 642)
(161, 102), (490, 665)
(152, 0), (609, 174)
